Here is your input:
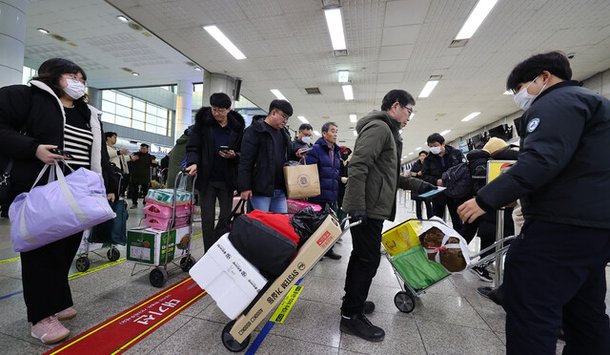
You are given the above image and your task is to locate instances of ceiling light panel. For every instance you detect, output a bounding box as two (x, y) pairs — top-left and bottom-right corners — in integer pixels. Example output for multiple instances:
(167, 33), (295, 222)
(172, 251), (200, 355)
(203, 25), (246, 60)
(440, 129), (451, 136)
(342, 84), (354, 100)
(455, 0), (499, 40)
(349, 114), (357, 123)
(418, 80), (439, 98)
(461, 112), (481, 122)
(338, 70), (349, 83)
(270, 89), (287, 100)
(324, 8), (347, 50)
(298, 116), (309, 123)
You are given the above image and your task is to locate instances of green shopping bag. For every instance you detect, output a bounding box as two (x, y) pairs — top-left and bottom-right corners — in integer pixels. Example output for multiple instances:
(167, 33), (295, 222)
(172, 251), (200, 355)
(391, 245), (450, 290)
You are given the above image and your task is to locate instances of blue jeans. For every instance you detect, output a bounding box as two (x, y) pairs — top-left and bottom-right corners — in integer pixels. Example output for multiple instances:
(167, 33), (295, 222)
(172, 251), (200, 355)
(249, 189), (287, 213)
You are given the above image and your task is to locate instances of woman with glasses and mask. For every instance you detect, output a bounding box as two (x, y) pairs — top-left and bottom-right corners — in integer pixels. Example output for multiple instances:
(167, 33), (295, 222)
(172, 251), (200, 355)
(0, 58), (116, 344)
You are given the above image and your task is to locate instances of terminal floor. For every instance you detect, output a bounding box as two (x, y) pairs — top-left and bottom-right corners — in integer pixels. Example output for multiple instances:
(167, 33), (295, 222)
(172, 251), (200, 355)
(1, 200), (608, 354)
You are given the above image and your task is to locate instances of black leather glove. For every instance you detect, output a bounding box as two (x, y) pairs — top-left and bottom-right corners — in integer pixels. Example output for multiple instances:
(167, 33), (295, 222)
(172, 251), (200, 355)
(350, 211), (367, 226)
(418, 181), (437, 194)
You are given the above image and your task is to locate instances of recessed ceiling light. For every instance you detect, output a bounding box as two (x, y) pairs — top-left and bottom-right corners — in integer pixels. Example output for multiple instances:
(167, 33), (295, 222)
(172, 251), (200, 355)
(297, 116), (309, 124)
(418, 80), (439, 98)
(342, 84), (354, 101)
(415, 147), (422, 150)
(323, 7), (347, 51)
(454, 0), (499, 40)
(440, 129), (451, 136)
(338, 70), (349, 83)
(37, 28), (50, 34)
(117, 15), (129, 23)
(203, 25), (247, 60)
(349, 114), (357, 123)
(131, 72), (140, 77)
(503, 90), (512, 95)
(270, 89), (287, 101)
(461, 112), (481, 122)
(194, 67), (202, 71)
(353, 131), (358, 137)
(408, 152), (414, 155)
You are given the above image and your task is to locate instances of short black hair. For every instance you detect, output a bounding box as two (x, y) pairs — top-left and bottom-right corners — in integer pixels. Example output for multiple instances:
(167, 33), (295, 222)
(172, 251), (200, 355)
(105, 132), (117, 140)
(321, 122), (337, 133)
(506, 51), (572, 92)
(269, 99), (293, 117)
(381, 89), (415, 111)
(140, 143), (149, 148)
(418, 150), (428, 156)
(427, 133), (445, 145)
(298, 123), (313, 132)
(209, 92), (232, 109)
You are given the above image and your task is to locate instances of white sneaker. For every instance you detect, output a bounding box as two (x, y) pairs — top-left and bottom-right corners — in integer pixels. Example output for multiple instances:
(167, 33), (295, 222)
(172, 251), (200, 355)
(31, 315), (70, 345)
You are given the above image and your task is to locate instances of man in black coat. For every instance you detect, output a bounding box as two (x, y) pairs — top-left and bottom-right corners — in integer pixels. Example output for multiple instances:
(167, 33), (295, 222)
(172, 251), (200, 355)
(459, 51), (610, 354)
(238, 99), (293, 213)
(185, 93), (245, 253)
(422, 133), (466, 231)
(409, 150), (432, 219)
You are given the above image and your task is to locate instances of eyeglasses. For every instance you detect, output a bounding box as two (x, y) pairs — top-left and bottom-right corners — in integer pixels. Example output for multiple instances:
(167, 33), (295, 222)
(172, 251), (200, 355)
(276, 111), (289, 121)
(402, 105), (414, 115)
(212, 107), (229, 113)
(63, 73), (86, 85)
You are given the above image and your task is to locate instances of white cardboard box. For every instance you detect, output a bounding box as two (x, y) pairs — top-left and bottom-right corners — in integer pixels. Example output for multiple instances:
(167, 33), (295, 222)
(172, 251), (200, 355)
(189, 233), (268, 319)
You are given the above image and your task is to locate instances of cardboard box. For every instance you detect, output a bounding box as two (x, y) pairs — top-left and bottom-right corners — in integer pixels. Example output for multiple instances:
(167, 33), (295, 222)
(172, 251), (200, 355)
(126, 226), (190, 265)
(189, 233), (268, 319)
(229, 215), (342, 342)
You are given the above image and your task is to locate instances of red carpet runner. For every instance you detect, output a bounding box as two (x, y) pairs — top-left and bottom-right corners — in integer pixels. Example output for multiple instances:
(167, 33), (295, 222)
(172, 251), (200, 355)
(45, 277), (207, 355)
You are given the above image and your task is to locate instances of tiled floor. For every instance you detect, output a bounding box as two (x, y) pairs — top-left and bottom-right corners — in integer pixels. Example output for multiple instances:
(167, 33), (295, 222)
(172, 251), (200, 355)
(0, 198), (606, 354)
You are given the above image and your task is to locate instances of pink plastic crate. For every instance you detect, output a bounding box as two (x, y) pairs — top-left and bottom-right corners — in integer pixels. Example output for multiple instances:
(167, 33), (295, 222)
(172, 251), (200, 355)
(143, 215), (190, 230)
(143, 201), (191, 219)
(286, 200), (322, 214)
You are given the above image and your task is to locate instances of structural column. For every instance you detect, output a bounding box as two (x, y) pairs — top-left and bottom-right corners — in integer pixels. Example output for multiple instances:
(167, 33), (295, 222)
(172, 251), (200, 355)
(0, 0), (27, 87)
(201, 71), (238, 104)
(175, 80), (193, 136)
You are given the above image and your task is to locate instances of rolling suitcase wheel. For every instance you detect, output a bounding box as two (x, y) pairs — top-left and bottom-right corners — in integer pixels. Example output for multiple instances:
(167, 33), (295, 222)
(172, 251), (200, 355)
(149, 267), (168, 288)
(75, 256), (90, 272)
(107, 247), (121, 261)
(179, 255), (196, 272)
(221, 320), (251, 352)
(394, 291), (415, 313)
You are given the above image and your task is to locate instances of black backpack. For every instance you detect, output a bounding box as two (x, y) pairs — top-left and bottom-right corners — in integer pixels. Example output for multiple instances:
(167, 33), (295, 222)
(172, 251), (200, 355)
(441, 162), (474, 199)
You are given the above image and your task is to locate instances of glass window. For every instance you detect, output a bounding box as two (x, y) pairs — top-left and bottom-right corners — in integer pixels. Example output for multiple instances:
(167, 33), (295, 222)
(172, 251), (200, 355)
(133, 98), (145, 112)
(156, 126), (167, 135)
(102, 90), (115, 102)
(101, 113), (115, 124)
(115, 92), (131, 107)
(102, 100), (115, 114)
(132, 110), (145, 121)
(115, 116), (131, 128)
(132, 120), (145, 130)
(116, 105), (131, 118)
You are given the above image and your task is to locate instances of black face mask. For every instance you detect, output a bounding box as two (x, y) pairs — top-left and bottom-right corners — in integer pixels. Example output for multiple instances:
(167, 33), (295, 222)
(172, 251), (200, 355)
(341, 153), (349, 161)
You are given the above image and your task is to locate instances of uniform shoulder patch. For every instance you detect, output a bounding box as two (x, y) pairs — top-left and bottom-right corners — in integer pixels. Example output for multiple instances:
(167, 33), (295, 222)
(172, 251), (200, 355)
(527, 118), (540, 133)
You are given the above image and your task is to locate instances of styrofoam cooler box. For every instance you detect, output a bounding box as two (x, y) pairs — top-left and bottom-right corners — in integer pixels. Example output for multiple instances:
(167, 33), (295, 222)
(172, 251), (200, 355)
(189, 233), (268, 319)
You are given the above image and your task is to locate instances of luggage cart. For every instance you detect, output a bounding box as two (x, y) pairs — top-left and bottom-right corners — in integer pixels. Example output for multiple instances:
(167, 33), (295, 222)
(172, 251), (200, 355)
(382, 217), (516, 313)
(129, 171), (197, 288)
(220, 217), (357, 352)
(75, 171), (125, 272)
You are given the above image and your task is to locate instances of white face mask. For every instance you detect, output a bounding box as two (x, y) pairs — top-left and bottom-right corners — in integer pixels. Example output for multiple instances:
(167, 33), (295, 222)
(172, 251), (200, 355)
(64, 79), (86, 100)
(430, 146), (442, 155)
(302, 136), (312, 144)
(513, 76), (546, 111)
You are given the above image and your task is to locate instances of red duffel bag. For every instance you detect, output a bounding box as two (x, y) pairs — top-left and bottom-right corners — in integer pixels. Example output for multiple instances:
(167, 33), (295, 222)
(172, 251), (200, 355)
(246, 210), (300, 245)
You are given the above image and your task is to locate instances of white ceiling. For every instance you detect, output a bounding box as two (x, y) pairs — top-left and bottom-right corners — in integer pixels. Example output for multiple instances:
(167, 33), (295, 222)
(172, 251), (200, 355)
(24, 0), (610, 154)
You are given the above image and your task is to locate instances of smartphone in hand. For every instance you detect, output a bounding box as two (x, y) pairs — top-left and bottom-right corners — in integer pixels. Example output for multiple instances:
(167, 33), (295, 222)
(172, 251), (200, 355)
(219, 145), (230, 152)
(50, 148), (74, 159)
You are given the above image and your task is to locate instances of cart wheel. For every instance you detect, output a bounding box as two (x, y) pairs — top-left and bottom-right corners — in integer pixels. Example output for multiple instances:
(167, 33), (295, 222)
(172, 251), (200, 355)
(107, 247), (121, 261)
(149, 267), (168, 288)
(221, 320), (250, 352)
(394, 291), (415, 313)
(180, 255), (196, 272)
(75, 256), (90, 272)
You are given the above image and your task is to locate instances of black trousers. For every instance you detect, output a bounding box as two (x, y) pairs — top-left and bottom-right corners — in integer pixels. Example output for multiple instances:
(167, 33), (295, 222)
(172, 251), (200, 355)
(341, 218), (384, 316)
(200, 181), (233, 253)
(414, 199), (433, 220)
(503, 220), (610, 354)
(20, 232), (82, 324)
(432, 194), (464, 233)
(129, 181), (149, 205)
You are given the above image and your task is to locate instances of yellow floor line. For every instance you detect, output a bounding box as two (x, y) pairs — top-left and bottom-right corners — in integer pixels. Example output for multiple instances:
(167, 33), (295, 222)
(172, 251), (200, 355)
(0, 256), (20, 264)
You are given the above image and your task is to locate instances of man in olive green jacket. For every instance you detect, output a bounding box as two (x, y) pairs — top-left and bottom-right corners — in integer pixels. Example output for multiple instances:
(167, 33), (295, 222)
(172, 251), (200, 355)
(340, 89), (436, 342)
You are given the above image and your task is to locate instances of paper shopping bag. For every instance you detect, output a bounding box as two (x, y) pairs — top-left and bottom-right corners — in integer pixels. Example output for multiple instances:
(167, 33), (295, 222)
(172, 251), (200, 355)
(283, 163), (321, 199)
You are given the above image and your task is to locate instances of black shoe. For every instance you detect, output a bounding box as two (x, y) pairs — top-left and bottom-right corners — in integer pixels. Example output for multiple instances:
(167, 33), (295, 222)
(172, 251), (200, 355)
(363, 301), (375, 315)
(325, 250), (342, 260)
(340, 313), (385, 342)
(470, 266), (493, 282)
(477, 286), (503, 306)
